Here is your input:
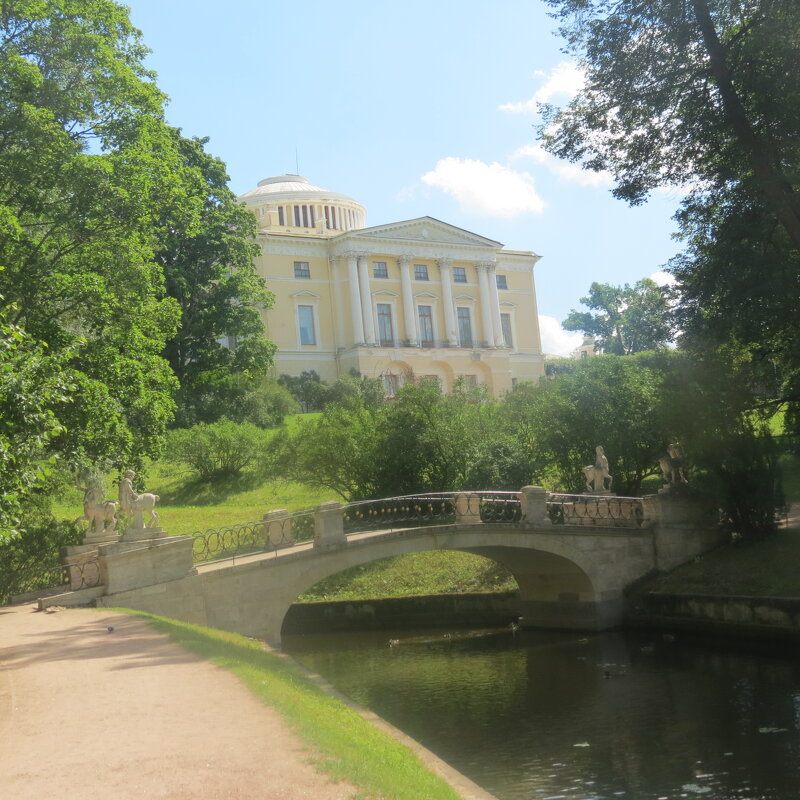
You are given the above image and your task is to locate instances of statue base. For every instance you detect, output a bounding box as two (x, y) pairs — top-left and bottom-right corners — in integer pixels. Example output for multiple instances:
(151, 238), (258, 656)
(121, 527), (165, 543)
(83, 529), (120, 546)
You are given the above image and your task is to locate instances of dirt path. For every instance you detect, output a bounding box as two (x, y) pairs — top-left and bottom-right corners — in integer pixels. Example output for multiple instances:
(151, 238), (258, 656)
(0, 604), (356, 800)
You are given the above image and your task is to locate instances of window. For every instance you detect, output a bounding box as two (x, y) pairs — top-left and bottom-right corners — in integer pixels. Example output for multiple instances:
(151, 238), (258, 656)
(414, 264), (429, 281)
(298, 305), (316, 345)
(457, 307), (473, 348)
(294, 261), (310, 279)
(418, 305), (434, 347)
(277, 206), (285, 226)
(464, 374), (478, 389)
(383, 374), (399, 397)
(377, 303), (394, 346)
(495, 274), (508, 290)
(373, 261), (388, 278)
(453, 267), (467, 283)
(500, 313), (513, 348)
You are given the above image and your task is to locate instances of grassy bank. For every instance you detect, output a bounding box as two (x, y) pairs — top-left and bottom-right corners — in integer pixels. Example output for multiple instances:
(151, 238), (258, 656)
(128, 611), (462, 800)
(645, 524), (800, 597)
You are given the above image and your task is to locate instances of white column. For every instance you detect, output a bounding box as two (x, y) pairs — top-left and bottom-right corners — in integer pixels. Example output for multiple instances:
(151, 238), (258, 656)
(488, 263), (505, 346)
(476, 262), (494, 347)
(330, 257), (345, 348)
(437, 258), (458, 346)
(398, 255), (417, 346)
(345, 252), (365, 345)
(357, 253), (376, 346)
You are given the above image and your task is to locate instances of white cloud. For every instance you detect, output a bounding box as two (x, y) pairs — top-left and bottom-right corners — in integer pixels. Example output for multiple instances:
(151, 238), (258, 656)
(500, 61), (584, 114)
(420, 157), (546, 217)
(512, 143), (614, 188)
(538, 315), (584, 357)
(649, 270), (677, 287)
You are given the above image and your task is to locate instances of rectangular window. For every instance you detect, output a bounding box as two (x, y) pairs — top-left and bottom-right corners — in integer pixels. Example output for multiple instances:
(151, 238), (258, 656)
(500, 313), (513, 348)
(465, 374), (478, 389)
(414, 264), (429, 281)
(294, 261), (310, 279)
(495, 274), (508, 290)
(377, 303), (394, 346)
(373, 261), (388, 278)
(453, 266), (467, 283)
(383, 373), (398, 397)
(277, 206), (285, 226)
(298, 305), (316, 345)
(418, 305), (434, 347)
(457, 307), (473, 348)
(293, 206), (301, 226)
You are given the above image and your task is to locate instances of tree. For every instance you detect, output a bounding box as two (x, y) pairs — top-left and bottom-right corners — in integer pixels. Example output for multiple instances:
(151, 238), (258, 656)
(562, 278), (673, 355)
(502, 355), (668, 495)
(158, 132), (276, 427)
(541, 1), (800, 251)
(0, 0), (185, 471)
(278, 371), (330, 413)
(0, 298), (73, 542)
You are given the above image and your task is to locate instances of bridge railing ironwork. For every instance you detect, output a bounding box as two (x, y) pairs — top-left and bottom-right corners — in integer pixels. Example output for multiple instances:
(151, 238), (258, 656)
(546, 493), (646, 528)
(190, 508), (316, 566)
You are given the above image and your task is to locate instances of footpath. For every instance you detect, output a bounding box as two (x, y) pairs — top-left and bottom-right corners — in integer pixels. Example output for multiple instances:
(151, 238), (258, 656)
(0, 603), (357, 800)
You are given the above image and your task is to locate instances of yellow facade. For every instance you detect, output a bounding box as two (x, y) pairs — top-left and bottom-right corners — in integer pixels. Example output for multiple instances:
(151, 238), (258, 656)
(238, 175), (545, 396)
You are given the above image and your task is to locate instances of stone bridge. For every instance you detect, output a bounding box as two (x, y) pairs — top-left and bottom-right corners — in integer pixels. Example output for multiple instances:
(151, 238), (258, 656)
(48, 488), (724, 647)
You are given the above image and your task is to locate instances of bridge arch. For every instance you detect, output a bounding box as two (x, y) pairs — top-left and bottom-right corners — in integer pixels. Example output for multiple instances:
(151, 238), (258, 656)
(258, 527), (608, 644)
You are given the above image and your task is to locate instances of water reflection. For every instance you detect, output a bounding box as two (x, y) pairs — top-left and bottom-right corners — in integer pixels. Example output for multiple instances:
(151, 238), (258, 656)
(284, 628), (800, 800)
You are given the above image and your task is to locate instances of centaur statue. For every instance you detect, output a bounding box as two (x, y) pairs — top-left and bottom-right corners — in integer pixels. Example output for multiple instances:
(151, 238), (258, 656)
(118, 469), (160, 529)
(659, 442), (688, 488)
(583, 445), (613, 493)
(76, 478), (118, 538)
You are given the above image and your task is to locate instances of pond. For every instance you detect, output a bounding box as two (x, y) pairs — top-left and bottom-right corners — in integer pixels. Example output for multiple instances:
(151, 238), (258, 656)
(285, 627), (800, 800)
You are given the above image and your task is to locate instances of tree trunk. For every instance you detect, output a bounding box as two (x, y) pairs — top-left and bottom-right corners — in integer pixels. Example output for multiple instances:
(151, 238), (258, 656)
(691, 0), (800, 251)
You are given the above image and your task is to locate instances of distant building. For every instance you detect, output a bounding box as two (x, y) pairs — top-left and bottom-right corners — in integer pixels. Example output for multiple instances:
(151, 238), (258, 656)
(571, 334), (597, 359)
(238, 175), (546, 396)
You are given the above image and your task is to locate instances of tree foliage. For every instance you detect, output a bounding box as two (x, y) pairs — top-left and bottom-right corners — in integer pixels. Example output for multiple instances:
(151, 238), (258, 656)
(562, 278), (674, 355)
(159, 133), (275, 427)
(0, 299), (73, 542)
(541, 0), (800, 250)
(502, 355), (668, 495)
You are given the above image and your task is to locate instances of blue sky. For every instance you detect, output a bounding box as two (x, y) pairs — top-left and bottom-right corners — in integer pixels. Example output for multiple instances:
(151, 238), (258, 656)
(124, 0), (682, 355)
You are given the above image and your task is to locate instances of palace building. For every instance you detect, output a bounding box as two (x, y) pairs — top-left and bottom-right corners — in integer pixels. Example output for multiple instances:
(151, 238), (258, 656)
(238, 174), (545, 396)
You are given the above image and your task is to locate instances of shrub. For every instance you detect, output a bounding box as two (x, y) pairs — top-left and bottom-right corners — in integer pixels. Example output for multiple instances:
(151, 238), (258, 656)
(167, 419), (272, 479)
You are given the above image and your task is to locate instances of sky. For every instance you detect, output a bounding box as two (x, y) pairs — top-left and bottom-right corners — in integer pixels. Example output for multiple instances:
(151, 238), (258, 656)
(123, 0), (683, 355)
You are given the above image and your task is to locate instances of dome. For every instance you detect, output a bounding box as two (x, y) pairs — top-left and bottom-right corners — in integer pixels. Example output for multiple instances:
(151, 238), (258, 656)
(238, 174), (367, 235)
(238, 174), (359, 205)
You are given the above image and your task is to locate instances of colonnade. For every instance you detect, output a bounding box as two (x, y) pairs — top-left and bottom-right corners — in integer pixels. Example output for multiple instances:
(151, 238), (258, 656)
(336, 251), (505, 348)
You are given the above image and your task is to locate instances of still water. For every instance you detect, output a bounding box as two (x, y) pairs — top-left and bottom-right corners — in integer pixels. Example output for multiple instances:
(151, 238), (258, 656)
(284, 627), (800, 800)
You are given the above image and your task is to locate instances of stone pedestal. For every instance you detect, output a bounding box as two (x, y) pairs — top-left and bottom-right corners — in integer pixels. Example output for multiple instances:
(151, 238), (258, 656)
(314, 501), (345, 549)
(98, 535), (194, 595)
(121, 526), (166, 543)
(262, 509), (291, 548)
(455, 493), (481, 525)
(519, 486), (549, 527)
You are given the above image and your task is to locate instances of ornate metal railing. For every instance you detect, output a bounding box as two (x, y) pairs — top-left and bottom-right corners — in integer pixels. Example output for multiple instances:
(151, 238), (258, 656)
(188, 489), (648, 567)
(190, 508), (316, 566)
(343, 495), (456, 533)
(546, 493), (646, 528)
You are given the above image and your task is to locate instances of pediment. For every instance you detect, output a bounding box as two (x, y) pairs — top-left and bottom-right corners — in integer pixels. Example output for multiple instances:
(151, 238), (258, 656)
(339, 217), (502, 248)
(290, 290), (320, 299)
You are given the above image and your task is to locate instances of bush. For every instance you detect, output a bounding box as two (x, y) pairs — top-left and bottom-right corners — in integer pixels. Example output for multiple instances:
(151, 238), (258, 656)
(0, 507), (82, 604)
(167, 419), (272, 479)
